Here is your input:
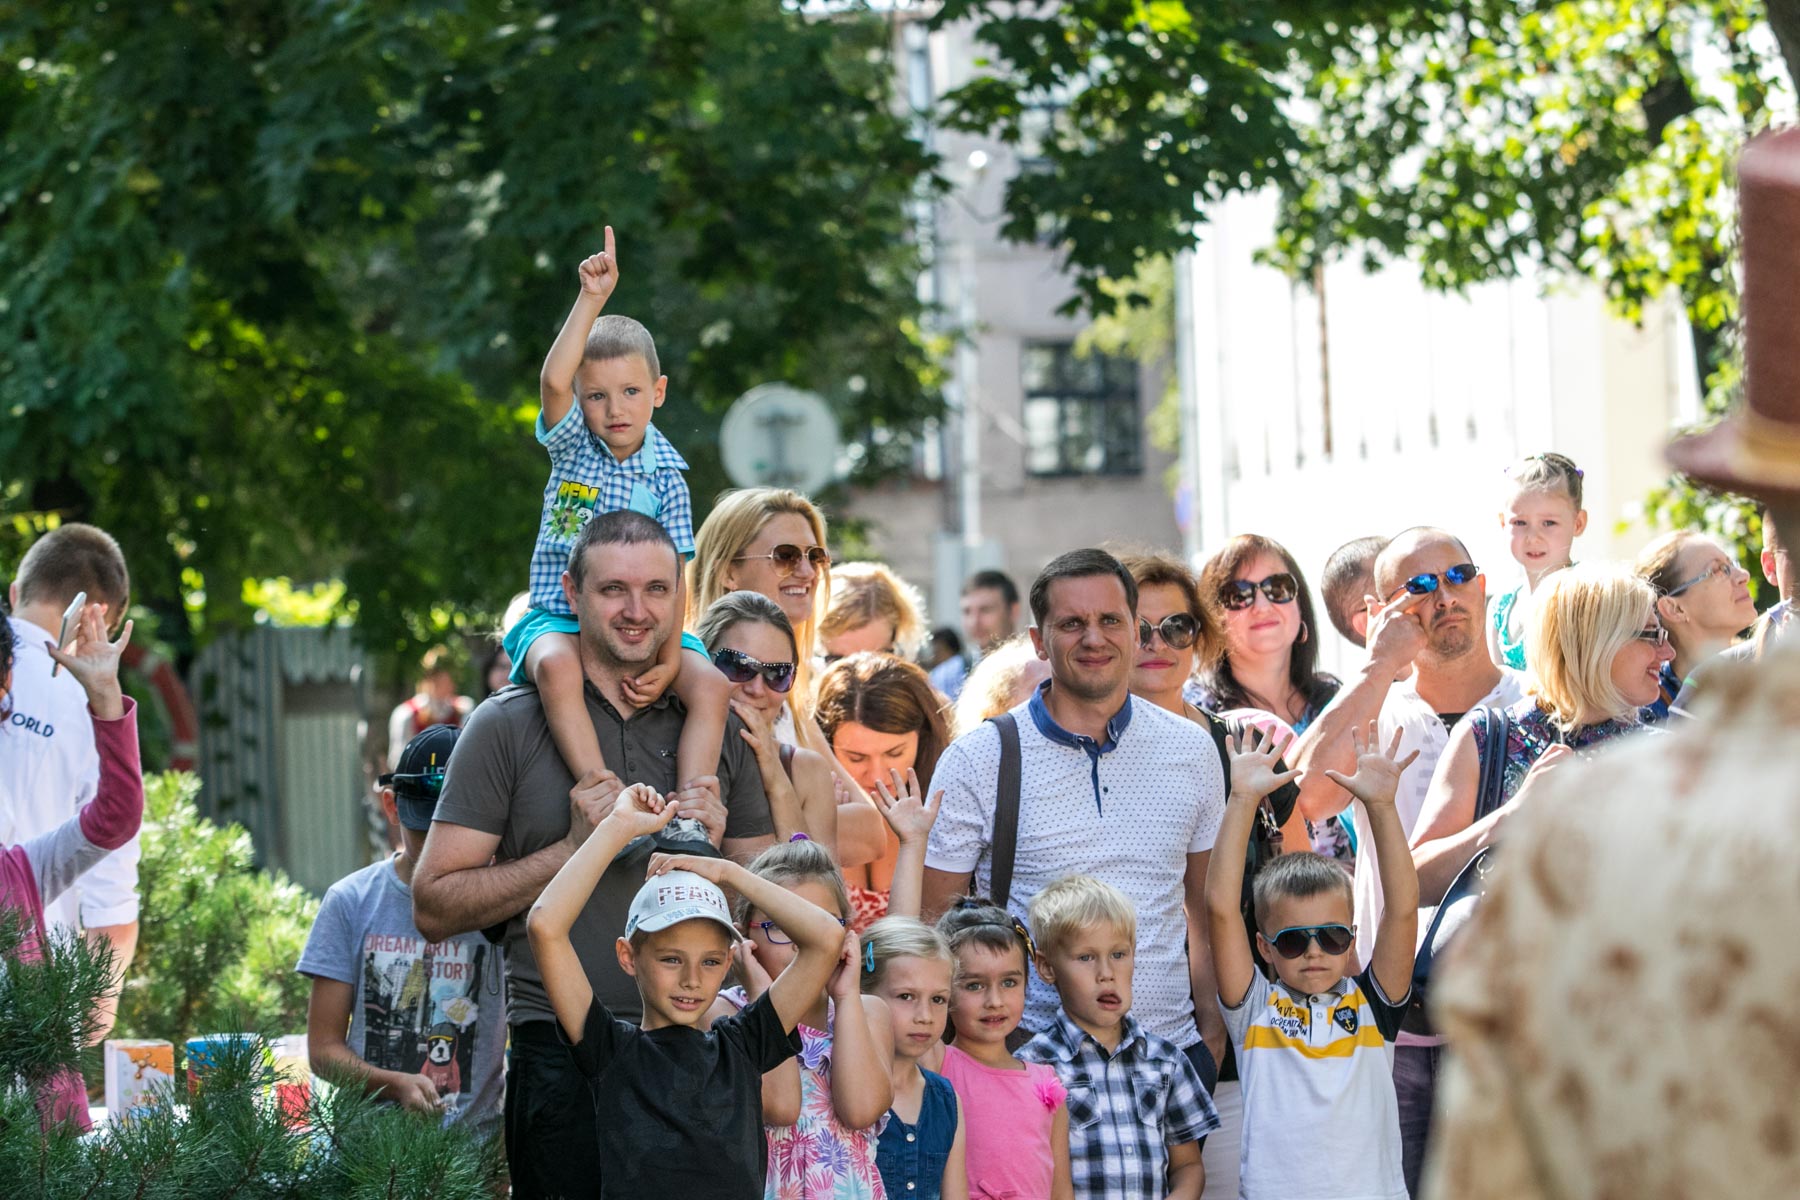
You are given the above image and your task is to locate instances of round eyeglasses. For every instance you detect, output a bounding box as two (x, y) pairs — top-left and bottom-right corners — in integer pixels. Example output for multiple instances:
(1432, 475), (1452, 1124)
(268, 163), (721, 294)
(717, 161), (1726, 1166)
(1138, 612), (1201, 650)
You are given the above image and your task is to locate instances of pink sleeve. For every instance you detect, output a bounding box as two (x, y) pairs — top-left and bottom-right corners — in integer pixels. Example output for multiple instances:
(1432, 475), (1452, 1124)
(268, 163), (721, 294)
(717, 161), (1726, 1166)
(77, 698), (143, 851)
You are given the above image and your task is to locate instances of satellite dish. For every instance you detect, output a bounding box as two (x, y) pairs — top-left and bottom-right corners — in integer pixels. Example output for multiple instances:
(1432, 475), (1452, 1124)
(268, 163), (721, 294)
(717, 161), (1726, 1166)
(719, 384), (842, 495)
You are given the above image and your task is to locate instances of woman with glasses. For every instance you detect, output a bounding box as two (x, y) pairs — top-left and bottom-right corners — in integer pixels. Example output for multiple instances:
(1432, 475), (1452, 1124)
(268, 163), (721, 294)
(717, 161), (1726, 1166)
(1192, 535), (1341, 733)
(813, 652), (952, 932)
(694, 592), (839, 852)
(1410, 564), (1673, 906)
(1634, 531), (1759, 717)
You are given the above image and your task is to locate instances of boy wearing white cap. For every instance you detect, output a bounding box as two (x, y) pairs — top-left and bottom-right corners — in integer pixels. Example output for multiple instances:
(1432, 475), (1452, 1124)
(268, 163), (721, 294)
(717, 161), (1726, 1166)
(527, 784), (847, 1199)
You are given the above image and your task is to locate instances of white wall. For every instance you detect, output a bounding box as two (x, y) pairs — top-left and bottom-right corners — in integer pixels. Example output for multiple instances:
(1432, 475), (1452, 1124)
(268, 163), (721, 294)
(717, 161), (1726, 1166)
(1181, 191), (1699, 678)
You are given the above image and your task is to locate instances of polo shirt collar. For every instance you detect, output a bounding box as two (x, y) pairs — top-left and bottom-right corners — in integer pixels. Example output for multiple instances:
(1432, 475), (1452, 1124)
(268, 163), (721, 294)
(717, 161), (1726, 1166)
(1272, 971), (1357, 1006)
(590, 421), (689, 473)
(584, 675), (683, 718)
(1040, 1008), (1148, 1062)
(1027, 680), (1133, 754)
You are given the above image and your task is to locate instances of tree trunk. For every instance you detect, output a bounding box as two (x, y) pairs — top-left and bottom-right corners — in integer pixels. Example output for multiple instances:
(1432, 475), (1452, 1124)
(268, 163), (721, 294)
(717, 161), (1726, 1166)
(1770, 0), (1800, 102)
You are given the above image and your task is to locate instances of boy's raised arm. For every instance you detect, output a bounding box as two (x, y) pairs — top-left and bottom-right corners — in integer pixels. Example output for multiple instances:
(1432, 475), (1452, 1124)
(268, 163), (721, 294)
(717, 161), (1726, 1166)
(539, 226), (618, 429)
(1205, 729), (1300, 1009)
(1322, 723), (1420, 1002)
(526, 782), (676, 1042)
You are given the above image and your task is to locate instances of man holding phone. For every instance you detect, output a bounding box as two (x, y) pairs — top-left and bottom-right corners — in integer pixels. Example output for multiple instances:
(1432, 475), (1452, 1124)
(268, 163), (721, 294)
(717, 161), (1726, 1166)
(1, 522), (140, 1037)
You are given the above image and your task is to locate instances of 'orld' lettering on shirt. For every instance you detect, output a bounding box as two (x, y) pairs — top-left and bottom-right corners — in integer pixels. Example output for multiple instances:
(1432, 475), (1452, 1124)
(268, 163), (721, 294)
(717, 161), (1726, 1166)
(5, 711), (55, 738)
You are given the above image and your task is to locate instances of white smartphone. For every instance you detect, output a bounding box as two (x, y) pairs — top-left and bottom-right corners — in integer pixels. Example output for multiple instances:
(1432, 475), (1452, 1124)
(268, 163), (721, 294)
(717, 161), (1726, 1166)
(51, 591), (86, 677)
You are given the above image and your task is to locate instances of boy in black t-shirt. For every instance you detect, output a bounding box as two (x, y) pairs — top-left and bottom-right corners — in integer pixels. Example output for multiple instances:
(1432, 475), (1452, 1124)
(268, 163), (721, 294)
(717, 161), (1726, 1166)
(527, 784), (849, 1199)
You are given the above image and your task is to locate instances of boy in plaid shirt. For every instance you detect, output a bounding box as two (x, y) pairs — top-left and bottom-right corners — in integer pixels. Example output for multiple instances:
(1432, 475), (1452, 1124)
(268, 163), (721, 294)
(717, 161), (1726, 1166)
(502, 226), (729, 799)
(1020, 875), (1218, 1199)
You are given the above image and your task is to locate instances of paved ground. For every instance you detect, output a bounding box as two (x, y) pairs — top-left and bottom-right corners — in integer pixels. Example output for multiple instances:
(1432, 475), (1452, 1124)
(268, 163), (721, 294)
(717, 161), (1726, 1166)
(1201, 1079), (1242, 1199)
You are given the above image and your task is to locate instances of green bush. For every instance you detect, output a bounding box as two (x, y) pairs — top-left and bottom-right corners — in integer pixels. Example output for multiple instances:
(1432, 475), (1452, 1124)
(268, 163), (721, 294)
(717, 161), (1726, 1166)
(114, 773), (317, 1046)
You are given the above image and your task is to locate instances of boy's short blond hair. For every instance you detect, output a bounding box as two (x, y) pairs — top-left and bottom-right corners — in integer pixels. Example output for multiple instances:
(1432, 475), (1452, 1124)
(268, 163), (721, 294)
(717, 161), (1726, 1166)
(1028, 875), (1137, 957)
(584, 313), (660, 378)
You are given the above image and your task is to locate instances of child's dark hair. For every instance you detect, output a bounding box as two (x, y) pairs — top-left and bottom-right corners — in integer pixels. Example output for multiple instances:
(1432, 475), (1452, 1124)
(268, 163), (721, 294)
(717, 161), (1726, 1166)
(1505, 451), (1585, 509)
(1251, 852), (1354, 932)
(936, 897), (1034, 973)
(734, 838), (850, 926)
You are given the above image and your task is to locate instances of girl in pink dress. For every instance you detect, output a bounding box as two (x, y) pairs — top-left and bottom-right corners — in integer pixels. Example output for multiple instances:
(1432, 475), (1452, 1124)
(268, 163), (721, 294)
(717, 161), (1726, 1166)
(710, 838), (895, 1199)
(934, 900), (1072, 1200)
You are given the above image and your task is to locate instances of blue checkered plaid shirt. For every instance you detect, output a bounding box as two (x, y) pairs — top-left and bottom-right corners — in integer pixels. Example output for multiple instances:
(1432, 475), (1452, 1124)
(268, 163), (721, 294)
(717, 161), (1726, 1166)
(1021, 1010), (1221, 1200)
(527, 409), (694, 615)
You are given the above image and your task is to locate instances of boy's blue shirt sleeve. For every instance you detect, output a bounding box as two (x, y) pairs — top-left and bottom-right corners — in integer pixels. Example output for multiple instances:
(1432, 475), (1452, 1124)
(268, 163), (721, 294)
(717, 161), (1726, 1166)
(537, 403), (589, 461)
(294, 875), (359, 984)
(655, 469), (696, 560)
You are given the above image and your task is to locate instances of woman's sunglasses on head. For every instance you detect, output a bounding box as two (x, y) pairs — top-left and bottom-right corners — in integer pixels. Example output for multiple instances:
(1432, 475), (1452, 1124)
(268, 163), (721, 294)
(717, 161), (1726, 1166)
(712, 647), (796, 693)
(1218, 573), (1298, 611)
(1263, 923), (1355, 959)
(731, 544), (831, 578)
(1138, 612), (1201, 650)
(1386, 562), (1479, 602)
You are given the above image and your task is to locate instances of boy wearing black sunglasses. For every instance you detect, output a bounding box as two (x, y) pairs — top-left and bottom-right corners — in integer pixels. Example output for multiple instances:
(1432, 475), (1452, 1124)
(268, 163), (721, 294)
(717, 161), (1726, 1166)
(1204, 724), (1419, 1200)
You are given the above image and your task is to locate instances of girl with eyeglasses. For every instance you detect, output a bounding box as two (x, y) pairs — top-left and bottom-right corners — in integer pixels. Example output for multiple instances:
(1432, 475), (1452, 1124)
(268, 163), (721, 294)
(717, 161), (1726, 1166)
(1192, 535), (1341, 734)
(1634, 530), (1759, 717)
(695, 592), (839, 851)
(711, 838), (894, 1199)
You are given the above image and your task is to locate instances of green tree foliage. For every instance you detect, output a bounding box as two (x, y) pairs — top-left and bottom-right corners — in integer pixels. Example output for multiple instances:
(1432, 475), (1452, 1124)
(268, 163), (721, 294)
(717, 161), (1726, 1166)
(1, 1), (939, 657)
(113, 773), (317, 1047)
(0, 925), (499, 1197)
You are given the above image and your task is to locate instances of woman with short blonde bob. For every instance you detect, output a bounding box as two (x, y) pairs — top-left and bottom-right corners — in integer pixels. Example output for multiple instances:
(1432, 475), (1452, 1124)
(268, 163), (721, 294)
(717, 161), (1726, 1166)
(951, 634), (1050, 737)
(1410, 564), (1675, 904)
(821, 563), (930, 663)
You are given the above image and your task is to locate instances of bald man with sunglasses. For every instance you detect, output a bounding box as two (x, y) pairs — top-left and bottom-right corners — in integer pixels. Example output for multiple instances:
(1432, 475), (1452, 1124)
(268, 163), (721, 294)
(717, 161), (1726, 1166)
(1287, 526), (1524, 1197)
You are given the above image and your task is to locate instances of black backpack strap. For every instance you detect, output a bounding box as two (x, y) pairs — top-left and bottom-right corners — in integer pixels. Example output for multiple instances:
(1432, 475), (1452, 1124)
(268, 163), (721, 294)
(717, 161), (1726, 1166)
(986, 713), (1022, 910)
(1471, 705), (1512, 822)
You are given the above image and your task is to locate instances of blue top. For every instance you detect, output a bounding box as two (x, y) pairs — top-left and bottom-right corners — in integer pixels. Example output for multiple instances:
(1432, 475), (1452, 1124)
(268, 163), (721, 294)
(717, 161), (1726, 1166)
(876, 1068), (958, 1200)
(527, 410), (694, 614)
(1491, 585), (1529, 671)
(1475, 696), (1643, 802)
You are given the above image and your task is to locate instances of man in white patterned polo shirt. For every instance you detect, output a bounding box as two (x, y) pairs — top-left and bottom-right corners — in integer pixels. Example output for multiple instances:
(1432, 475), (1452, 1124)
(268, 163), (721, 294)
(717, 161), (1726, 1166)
(922, 548), (1229, 1083)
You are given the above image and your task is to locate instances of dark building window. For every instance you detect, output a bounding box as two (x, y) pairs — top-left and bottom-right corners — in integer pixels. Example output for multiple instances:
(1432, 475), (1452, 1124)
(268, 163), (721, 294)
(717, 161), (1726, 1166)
(1021, 342), (1142, 476)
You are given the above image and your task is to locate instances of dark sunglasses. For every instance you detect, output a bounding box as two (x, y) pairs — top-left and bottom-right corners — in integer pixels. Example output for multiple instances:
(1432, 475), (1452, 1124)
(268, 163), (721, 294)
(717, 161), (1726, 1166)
(1262, 923), (1355, 959)
(1218, 572), (1298, 611)
(378, 767), (446, 798)
(712, 647), (796, 693)
(731, 543), (831, 578)
(1138, 612), (1201, 650)
(1386, 562), (1479, 602)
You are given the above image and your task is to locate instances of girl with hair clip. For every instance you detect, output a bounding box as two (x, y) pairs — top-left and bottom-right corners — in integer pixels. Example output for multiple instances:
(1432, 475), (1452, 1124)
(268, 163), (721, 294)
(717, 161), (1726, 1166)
(1489, 451), (1590, 672)
(861, 917), (970, 1200)
(870, 768), (1070, 1199)
(709, 838), (894, 1199)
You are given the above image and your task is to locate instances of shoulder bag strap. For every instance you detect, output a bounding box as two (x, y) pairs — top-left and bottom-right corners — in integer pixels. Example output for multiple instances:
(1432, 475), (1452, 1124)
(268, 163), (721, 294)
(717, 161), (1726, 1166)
(1471, 705), (1512, 823)
(986, 713), (1023, 909)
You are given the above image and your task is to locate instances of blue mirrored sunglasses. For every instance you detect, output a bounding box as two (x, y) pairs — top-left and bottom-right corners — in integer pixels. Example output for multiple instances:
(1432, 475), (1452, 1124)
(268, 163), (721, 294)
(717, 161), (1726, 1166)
(1387, 562), (1479, 602)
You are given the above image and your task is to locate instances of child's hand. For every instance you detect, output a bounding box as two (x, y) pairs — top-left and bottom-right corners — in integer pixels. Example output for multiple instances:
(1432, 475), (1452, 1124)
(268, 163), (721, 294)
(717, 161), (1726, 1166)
(576, 226), (618, 303)
(646, 851), (735, 888)
(1225, 725), (1300, 804)
(871, 768), (941, 847)
(1321, 721), (1419, 810)
(826, 927), (862, 1001)
(733, 939), (775, 1000)
(384, 1072), (445, 1115)
(46, 604), (131, 721)
(622, 657), (677, 708)
(599, 782), (677, 841)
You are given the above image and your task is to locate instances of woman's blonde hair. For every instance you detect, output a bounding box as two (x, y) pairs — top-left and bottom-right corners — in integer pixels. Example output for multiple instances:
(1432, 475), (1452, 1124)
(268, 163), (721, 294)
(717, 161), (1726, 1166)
(953, 634), (1049, 737)
(859, 916), (952, 993)
(1526, 563), (1656, 731)
(689, 488), (831, 709)
(820, 562), (929, 659)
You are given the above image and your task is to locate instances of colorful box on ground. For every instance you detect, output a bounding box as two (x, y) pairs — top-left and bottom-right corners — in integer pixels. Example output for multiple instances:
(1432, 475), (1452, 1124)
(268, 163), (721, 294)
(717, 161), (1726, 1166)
(185, 1033), (268, 1093)
(103, 1039), (174, 1118)
(271, 1034), (311, 1123)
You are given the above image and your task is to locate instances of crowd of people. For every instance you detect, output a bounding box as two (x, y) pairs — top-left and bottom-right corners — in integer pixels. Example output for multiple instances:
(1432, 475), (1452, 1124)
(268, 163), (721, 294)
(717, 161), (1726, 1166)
(0, 215), (1794, 1200)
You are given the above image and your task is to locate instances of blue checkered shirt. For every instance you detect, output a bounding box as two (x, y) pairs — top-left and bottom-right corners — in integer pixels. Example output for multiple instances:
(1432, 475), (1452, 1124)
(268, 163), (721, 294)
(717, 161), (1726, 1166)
(527, 410), (694, 614)
(1021, 1010), (1220, 1200)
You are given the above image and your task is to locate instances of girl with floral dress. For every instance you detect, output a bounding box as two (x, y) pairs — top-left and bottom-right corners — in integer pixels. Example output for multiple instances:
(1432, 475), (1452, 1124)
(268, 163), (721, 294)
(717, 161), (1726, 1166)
(710, 838), (894, 1199)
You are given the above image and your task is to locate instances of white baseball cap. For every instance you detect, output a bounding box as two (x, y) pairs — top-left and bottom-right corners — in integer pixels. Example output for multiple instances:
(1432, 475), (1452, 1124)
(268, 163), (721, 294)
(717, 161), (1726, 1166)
(625, 870), (743, 942)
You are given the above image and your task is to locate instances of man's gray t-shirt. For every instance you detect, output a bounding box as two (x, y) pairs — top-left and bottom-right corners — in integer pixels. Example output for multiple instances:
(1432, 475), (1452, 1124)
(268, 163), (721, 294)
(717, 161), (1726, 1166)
(296, 857), (504, 1133)
(432, 682), (773, 1026)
